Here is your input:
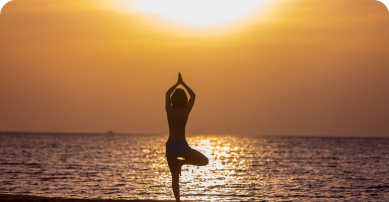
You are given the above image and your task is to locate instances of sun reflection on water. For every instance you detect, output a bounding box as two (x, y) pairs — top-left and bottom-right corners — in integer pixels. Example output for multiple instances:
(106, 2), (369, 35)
(145, 134), (297, 201)
(171, 136), (257, 201)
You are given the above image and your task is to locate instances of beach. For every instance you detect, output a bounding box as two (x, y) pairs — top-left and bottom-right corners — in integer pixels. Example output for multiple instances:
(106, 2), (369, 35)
(0, 194), (175, 202)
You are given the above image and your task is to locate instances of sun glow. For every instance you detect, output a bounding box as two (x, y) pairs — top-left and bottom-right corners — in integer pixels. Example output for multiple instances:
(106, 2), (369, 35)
(110, 0), (278, 35)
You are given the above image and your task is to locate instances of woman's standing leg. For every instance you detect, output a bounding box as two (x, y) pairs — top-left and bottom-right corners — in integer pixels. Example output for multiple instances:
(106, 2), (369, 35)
(167, 157), (180, 202)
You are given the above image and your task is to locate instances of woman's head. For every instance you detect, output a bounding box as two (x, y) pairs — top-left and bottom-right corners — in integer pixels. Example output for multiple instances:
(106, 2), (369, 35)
(171, 88), (188, 108)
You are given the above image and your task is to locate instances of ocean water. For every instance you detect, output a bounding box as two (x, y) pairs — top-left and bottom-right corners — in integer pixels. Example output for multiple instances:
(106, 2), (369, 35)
(0, 133), (388, 201)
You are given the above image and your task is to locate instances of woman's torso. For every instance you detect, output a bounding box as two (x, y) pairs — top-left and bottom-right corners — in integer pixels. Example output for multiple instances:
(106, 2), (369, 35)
(167, 107), (188, 142)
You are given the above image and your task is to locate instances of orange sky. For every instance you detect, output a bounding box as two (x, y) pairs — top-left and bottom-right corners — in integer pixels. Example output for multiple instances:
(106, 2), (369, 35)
(0, 0), (388, 137)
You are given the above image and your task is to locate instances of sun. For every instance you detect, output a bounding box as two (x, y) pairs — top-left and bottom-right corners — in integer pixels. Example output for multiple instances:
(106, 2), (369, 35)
(112, 0), (276, 30)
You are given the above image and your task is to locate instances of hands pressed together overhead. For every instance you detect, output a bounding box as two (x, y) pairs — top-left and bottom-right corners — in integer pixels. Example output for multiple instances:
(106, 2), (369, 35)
(178, 72), (184, 85)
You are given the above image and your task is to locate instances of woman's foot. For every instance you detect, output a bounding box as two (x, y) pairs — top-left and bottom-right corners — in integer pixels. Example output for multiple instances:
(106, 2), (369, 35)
(176, 160), (183, 176)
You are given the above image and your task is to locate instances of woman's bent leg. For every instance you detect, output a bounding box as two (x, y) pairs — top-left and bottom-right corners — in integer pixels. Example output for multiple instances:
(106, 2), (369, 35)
(167, 157), (180, 202)
(181, 149), (209, 166)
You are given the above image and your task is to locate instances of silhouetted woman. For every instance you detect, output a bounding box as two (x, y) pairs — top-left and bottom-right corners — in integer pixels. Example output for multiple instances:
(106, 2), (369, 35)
(165, 73), (209, 202)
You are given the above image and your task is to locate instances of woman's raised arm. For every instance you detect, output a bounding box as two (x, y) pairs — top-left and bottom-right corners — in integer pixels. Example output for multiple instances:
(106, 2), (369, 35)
(181, 80), (196, 112)
(165, 73), (182, 111)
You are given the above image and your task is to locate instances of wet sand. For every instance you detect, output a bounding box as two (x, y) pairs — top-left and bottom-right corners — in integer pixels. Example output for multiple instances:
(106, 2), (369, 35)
(0, 194), (176, 202)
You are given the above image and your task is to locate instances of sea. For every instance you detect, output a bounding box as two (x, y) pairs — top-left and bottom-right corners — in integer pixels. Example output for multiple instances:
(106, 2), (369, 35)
(0, 133), (388, 201)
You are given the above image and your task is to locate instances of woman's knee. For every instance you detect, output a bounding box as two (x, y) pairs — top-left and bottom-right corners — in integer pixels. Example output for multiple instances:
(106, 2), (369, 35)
(202, 156), (209, 166)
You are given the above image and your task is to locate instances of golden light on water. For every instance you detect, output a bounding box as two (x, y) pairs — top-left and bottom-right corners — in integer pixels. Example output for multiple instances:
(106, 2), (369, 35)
(149, 135), (312, 201)
(150, 137), (266, 200)
(163, 135), (293, 201)
(171, 136), (256, 200)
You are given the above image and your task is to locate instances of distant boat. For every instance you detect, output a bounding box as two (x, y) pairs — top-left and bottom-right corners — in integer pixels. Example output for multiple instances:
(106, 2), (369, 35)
(106, 130), (114, 134)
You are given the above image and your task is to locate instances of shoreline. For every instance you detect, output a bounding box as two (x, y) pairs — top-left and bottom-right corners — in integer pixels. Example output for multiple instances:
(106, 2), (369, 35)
(0, 194), (176, 202)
